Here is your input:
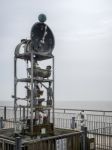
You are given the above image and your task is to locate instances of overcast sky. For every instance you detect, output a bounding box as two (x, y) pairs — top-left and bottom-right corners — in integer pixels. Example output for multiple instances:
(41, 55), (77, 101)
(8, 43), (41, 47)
(0, 0), (112, 101)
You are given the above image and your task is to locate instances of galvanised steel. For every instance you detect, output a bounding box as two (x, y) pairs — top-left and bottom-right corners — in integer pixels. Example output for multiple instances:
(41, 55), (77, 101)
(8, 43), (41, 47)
(13, 15), (55, 135)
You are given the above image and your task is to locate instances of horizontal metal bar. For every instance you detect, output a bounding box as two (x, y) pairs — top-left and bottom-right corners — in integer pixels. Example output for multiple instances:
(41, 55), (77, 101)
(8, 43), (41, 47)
(88, 131), (112, 137)
(0, 106), (112, 113)
(23, 131), (82, 145)
(0, 137), (15, 144)
(55, 108), (112, 113)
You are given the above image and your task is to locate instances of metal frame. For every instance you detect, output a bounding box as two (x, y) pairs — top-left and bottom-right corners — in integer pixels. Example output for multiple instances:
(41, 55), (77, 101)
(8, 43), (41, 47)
(14, 45), (55, 134)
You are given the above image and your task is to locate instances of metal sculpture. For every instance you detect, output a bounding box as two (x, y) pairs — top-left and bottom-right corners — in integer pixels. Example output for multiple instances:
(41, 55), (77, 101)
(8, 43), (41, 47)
(13, 14), (55, 136)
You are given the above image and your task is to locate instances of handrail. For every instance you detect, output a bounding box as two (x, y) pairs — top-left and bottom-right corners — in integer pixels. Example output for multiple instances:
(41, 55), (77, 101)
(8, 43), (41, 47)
(0, 105), (112, 113)
(23, 131), (82, 145)
(55, 108), (112, 113)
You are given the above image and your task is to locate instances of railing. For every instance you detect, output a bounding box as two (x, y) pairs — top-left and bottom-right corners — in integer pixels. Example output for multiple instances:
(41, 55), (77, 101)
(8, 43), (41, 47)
(0, 128), (84, 150)
(0, 106), (112, 149)
(88, 126), (112, 150)
(0, 137), (15, 150)
(54, 108), (112, 131)
(22, 131), (82, 150)
(1, 106), (112, 130)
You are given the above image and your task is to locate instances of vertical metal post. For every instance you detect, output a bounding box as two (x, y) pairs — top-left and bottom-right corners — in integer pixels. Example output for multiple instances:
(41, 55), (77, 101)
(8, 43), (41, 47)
(26, 60), (29, 119)
(0, 117), (3, 128)
(15, 137), (22, 150)
(81, 126), (87, 150)
(30, 51), (34, 134)
(14, 57), (17, 133)
(23, 106), (25, 121)
(47, 82), (50, 123)
(4, 106), (6, 120)
(52, 56), (55, 127)
(109, 124), (111, 148)
(71, 117), (76, 129)
(20, 105), (21, 121)
(103, 111), (106, 131)
(48, 112), (50, 123)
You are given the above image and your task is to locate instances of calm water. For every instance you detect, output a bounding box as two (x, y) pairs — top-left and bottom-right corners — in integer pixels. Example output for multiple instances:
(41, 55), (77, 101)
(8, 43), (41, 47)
(55, 101), (112, 111)
(0, 100), (112, 111)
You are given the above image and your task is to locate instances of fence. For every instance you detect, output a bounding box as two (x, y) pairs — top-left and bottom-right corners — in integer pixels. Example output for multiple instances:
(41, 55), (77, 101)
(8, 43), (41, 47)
(22, 131), (83, 150)
(0, 106), (112, 149)
(1, 106), (112, 131)
(0, 129), (85, 150)
(54, 108), (112, 131)
(0, 137), (15, 150)
(88, 126), (112, 150)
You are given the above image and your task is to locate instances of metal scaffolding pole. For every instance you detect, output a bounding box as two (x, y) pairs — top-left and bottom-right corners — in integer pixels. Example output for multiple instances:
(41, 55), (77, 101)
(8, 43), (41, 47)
(26, 60), (29, 119)
(14, 56), (17, 132)
(53, 56), (55, 126)
(30, 51), (34, 134)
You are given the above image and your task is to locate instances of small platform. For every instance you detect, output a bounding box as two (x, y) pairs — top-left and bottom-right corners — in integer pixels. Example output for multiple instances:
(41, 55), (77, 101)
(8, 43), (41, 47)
(15, 52), (53, 61)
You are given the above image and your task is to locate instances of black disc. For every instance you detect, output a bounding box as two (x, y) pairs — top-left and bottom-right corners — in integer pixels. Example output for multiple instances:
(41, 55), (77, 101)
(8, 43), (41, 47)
(31, 22), (55, 55)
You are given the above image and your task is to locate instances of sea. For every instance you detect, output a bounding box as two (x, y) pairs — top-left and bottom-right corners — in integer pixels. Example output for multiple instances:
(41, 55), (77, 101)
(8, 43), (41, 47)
(0, 100), (112, 131)
(0, 100), (112, 111)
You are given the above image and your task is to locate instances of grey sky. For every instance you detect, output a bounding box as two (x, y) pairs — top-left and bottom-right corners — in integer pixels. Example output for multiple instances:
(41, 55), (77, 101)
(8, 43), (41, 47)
(0, 0), (112, 101)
